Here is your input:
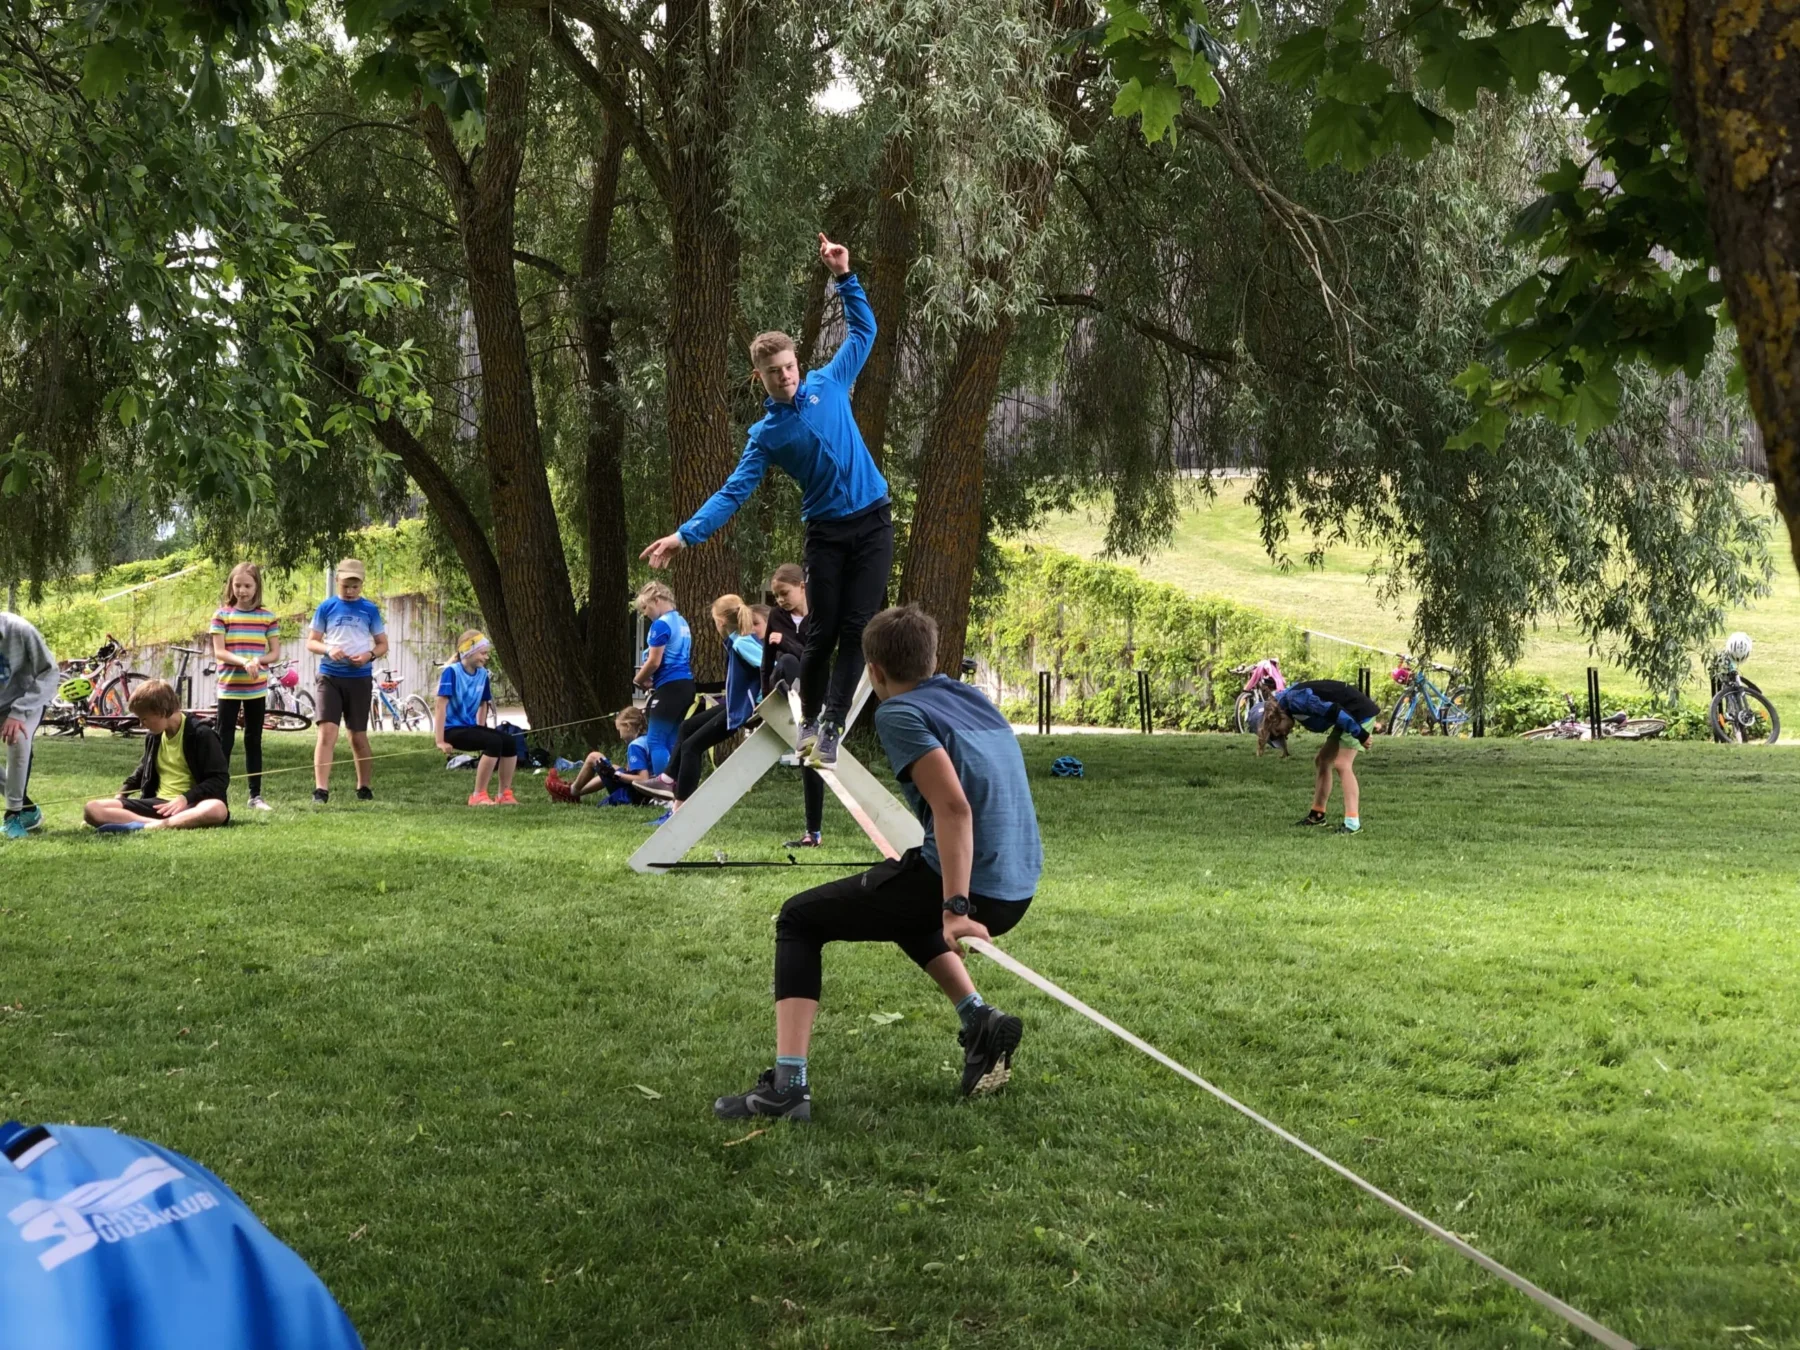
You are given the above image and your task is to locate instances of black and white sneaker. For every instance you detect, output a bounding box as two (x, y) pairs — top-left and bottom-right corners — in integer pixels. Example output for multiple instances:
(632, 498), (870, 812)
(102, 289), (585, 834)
(312, 788), (329, 805)
(958, 1008), (1023, 1097)
(1294, 810), (1328, 827)
(810, 721), (842, 767)
(714, 1068), (812, 1122)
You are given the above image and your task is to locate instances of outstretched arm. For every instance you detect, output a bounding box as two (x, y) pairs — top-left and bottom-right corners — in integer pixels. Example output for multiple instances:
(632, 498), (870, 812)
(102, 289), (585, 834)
(818, 233), (875, 387)
(641, 439), (771, 567)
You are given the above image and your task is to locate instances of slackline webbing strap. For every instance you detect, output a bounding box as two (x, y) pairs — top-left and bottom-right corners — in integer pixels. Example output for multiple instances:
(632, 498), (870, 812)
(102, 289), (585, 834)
(964, 937), (1638, 1350)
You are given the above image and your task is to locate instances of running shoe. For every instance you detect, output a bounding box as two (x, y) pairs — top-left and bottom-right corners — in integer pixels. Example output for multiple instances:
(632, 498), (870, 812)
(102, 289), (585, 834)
(496, 790), (518, 806)
(958, 1006), (1024, 1097)
(795, 719), (820, 762)
(3, 806), (44, 840)
(809, 721), (841, 767)
(647, 808), (675, 826)
(1293, 810), (1328, 827)
(248, 796), (273, 812)
(713, 1068), (812, 1122)
(96, 821), (147, 834)
(468, 792), (495, 807)
(355, 786), (374, 802)
(1334, 822), (1362, 834)
(783, 831), (822, 849)
(636, 775), (676, 801)
(312, 788), (329, 805)
(544, 769), (573, 803)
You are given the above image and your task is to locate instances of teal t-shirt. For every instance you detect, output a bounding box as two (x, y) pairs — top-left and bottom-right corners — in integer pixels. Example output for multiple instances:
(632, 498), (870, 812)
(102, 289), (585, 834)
(873, 676), (1043, 902)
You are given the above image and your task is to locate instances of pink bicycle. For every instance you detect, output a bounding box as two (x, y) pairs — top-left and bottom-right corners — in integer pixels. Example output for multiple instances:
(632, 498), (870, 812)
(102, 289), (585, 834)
(1230, 657), (1286, 732)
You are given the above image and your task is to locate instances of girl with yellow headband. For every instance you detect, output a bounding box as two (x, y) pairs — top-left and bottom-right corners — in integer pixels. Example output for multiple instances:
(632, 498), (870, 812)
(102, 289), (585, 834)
(433, 630), (518, 806)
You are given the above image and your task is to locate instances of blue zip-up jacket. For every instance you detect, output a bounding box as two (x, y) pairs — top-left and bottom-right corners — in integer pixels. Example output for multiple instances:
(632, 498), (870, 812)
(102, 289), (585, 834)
(678, 274), (888, 546)
(1277, 680), (1374, 741)
(723, 633), (765, 730)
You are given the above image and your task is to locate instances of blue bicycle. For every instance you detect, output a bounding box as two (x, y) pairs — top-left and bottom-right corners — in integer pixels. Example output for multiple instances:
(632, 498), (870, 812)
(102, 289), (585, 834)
(1383, 658), (1473, 736)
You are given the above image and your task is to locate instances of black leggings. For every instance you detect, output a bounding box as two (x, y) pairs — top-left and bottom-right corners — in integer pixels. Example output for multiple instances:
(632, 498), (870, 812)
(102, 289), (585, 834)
(673, 702), (741, 802)
(771, 653), (823, 833)
(801, 501), (894, 724)
(773, 849), (1030, 1001)
(214, 697), (265, 797)
(445, 725), (517, 759)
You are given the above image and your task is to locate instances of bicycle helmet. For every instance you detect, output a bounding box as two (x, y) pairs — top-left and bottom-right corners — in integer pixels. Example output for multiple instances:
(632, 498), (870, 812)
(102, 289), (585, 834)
(1725, 631), (1753, 662)
(1050, 755), (1084, 778)
(58, 676), (93, 702)
(278, 667), (300, 689)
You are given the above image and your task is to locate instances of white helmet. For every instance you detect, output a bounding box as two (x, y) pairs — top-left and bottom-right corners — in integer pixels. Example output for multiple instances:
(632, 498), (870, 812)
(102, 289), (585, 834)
(1725, 631), (1753, 662)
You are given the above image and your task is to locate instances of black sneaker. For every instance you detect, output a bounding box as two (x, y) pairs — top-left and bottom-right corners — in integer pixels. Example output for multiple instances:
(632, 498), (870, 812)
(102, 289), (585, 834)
(958, 1007), (1023, 1097)
(1294, 810), (1328, 827)
(810, 721), (841, 767)
(714, 1068), (812, 1122)
(312, 788), (329, 805)
(355, 786), (374, 801)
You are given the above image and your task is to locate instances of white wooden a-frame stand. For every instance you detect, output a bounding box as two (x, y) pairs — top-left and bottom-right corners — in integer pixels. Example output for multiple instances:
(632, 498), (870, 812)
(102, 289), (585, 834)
(627, 676), (924, 874)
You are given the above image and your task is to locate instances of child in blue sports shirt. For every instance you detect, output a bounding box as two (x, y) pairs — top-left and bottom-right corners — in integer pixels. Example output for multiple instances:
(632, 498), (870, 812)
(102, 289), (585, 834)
(714, 605), (1041, 1123)
(1255, 677), (1379, 833)
(632, 581), (694, 777)
(651, 594), (765, 826)
(550, 706), (657, 806)
(640, 233), (890, 772)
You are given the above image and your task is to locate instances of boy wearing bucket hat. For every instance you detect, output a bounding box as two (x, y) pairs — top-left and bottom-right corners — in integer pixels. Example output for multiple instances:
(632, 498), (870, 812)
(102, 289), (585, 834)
(306, 559), (387, 804)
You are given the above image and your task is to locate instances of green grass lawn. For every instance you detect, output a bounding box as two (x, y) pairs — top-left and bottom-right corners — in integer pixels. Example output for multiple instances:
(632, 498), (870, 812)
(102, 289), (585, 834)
(1021, 480), (1800, 721)
(4, 731), (1797, 1348)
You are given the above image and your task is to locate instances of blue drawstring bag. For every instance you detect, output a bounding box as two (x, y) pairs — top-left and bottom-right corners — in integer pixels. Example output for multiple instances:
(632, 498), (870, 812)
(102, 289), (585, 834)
(1, 1121), (362, 1350)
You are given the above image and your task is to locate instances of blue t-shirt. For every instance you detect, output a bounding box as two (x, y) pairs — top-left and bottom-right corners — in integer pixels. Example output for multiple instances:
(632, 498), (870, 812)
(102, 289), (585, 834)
(309, 596), (385, 680)
(646, 611), (692, 685)
(874, 676), (1043, 902)
(625, 734), (651, 773)
(0, 1121), (362, 1350)
(435, 661), (492, 729)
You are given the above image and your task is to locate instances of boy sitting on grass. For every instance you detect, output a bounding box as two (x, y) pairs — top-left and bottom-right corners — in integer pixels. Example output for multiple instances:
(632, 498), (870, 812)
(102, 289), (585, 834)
(547, 706), (657, 805)
(83, 680), (231, 833)
(714, 604), (1042, 1123)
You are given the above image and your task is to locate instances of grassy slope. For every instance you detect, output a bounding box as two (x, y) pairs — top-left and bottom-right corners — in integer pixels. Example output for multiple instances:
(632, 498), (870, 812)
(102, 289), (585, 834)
(1019, 480), (1800, 719)
(3, 733), (1796, 1348)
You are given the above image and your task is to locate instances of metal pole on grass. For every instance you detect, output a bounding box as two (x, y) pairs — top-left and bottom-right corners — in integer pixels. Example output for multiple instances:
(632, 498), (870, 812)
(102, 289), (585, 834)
(1586, 667), (1602, 740)
(1137, 670), (1151, 734)
(1037, 670), (1050, 735)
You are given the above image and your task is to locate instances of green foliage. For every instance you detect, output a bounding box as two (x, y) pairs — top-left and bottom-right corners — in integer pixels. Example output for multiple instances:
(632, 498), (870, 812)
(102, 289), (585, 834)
(1479, 670), (1710, 738)
(974, 546), (1363, 729)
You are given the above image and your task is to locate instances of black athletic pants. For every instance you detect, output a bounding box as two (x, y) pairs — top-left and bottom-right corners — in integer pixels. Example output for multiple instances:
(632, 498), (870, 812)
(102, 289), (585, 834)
(673, 702), (741, 802)
(445, 725), (517, 760)
(214, 697), (265, 798)
(801, 501), (894, 725)
(773, 849), (1031, 1002)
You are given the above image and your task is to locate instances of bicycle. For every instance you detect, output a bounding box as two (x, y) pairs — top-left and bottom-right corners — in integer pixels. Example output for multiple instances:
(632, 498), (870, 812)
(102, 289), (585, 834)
(1520, 693), (1666, 741)
(1384, 658), (1473, 736)
(369, 670), (433, 732)
(1229, 658), (1286, 733)
(263, 660), (317, 729)
(1708, 633), (1779, 745)
(41, 634), (150, 736)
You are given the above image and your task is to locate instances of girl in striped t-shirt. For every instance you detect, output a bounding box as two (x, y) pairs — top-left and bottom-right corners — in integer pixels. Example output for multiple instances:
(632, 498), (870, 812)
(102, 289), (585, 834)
(209, 563), (281, 810)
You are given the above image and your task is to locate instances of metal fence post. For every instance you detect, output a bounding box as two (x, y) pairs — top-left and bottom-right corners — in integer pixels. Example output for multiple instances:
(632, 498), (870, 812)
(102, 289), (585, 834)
(1037, 670), (1050, 735)
(1586, 667), (1602, 739)
(1137, 669), (1151, 734)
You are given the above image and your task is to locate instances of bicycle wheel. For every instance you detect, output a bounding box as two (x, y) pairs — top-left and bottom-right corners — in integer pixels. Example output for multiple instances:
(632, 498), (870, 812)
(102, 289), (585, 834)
(39, 707), (85, 737)
(1234, 691), (1255, 733)
(1605, 717), (1666, 740)
(1384, 695), (1416, 735)
(293, 688), (316, 719)
(1435, 686), (1474, 737)
(400, 694), (433, 731)
(1709, 686), (1779, 744)
(95, 673), (149, 717)
(263, 710), (313, 733)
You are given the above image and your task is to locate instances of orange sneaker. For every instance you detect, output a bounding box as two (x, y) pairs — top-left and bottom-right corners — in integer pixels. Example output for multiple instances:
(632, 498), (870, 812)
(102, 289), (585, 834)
(468, 792), (495, 807)
(496, 790), (518, 806)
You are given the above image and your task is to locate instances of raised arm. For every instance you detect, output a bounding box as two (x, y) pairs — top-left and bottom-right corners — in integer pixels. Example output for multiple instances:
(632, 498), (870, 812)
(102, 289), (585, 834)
(819, 234), (874, 387)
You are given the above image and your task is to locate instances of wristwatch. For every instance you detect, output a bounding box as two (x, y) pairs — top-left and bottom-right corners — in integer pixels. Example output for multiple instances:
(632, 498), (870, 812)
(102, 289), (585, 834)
(942, 895), (971, 917)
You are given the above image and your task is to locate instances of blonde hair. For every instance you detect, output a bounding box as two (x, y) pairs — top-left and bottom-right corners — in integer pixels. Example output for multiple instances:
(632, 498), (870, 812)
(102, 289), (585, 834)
(615, 705), (648, 738)
(635, 581), (675, 614)
(749, 331), (795, 368)
(1256, 702), (1295, 759)
(454, 629), (490, 657)
(128, 679), (181, 718)
(221, 562), (262, 609)
(711, 593), (755, 638)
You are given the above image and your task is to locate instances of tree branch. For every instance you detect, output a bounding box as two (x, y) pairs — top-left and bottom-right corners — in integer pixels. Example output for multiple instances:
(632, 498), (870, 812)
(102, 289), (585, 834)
(513, 248), (573, 285)
(418, 101), (476, 223)
(1039, 293), (1237, 367)
(537, 11), (673, 203)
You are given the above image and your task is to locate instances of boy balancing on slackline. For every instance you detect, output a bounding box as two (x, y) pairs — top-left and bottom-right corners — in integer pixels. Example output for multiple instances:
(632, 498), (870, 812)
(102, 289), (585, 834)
(1253, 677), (1379, 833)
(640, 233), (891, 770)
(714, 605), (1042, 1123)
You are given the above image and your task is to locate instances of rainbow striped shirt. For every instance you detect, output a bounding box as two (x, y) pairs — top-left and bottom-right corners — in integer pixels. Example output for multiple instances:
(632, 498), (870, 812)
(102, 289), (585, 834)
(209, 606), (279, 698)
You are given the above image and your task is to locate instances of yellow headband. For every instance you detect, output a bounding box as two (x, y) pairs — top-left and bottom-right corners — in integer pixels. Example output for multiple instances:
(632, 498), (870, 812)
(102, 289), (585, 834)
(458, 632), (491, 657)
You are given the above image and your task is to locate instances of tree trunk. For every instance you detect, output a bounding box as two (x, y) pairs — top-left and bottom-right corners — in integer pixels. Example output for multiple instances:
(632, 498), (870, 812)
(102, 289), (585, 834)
(425, 55), (597, 733)
(898, 318), (1014, 673)
(852, 128), (919, 471)
(1627, 0), (1800, 576)
(577, 120), (636, 718)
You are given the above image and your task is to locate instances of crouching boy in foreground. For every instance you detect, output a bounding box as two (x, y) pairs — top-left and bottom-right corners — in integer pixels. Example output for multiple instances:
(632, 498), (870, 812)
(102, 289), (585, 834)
(84, 681), (231, 833)
(714, 605), (1043, 1122)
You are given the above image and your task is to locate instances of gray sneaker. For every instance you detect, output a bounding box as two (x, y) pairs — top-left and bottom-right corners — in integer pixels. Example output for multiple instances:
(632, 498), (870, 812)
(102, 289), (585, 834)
(811, 721), (842, 767)
(796, 719), (821, 761)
